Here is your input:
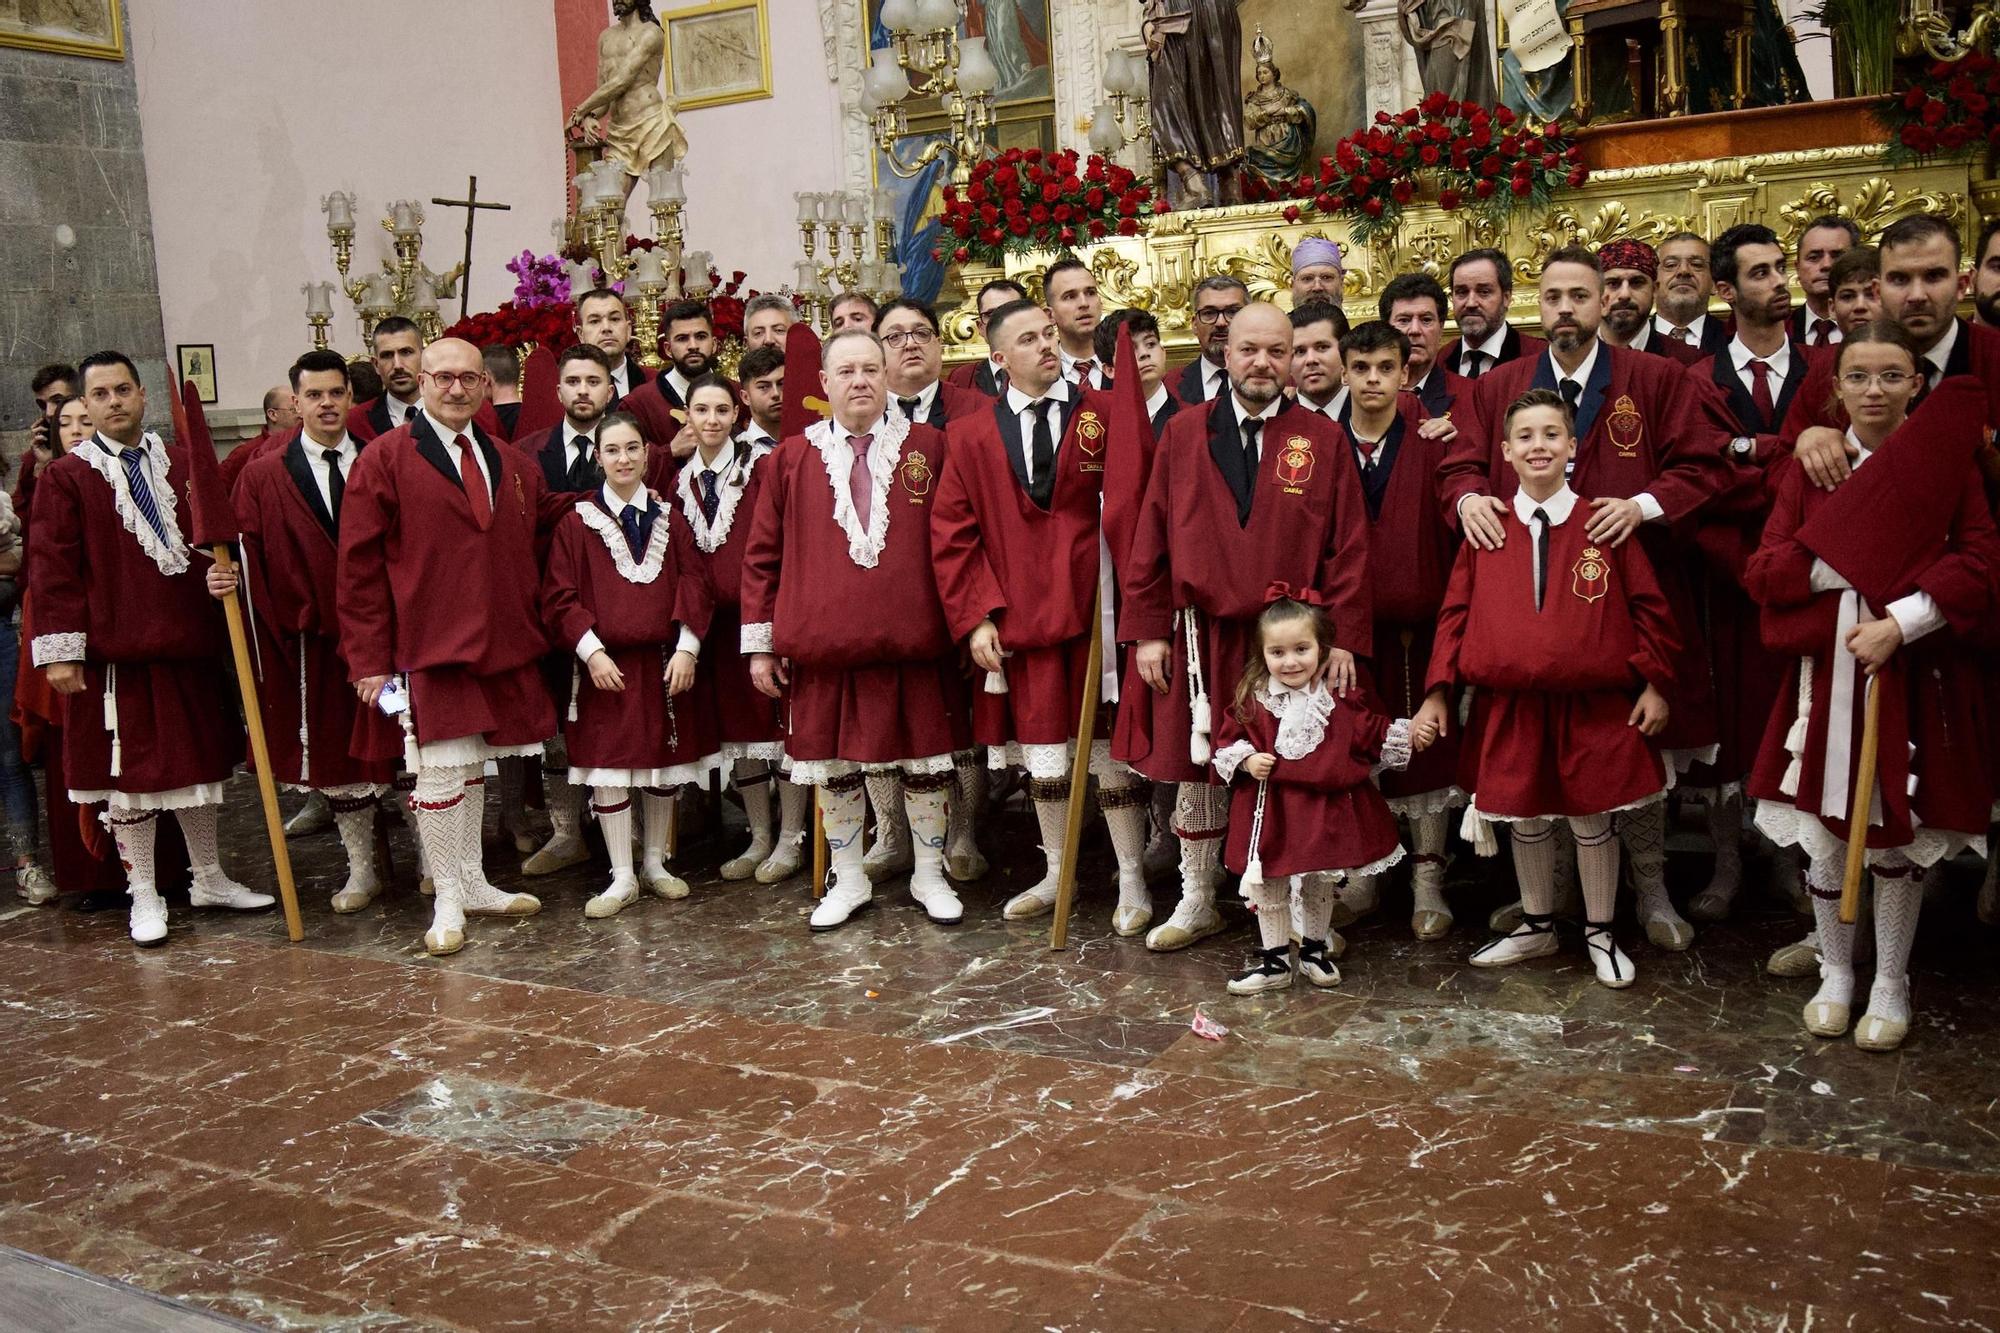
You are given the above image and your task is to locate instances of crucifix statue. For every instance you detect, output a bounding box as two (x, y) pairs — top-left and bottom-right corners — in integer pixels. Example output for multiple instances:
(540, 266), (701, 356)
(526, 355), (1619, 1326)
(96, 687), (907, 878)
(431, 175), (512, 321)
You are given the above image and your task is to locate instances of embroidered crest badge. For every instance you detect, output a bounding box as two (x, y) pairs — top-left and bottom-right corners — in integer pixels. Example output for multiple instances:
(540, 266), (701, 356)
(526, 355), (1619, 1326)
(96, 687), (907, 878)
(901, 450), (933, 501)
(1606, 393), (1644, 458)
(1074, 409), (1104, 455)
(1276, 435), (1314, 493)
(1572, 545), (1610, 603)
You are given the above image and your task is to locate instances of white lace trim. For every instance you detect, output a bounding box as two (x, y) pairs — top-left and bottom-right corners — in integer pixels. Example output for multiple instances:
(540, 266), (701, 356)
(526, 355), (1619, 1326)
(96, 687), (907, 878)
(679, 445), (768, 554)
(1377, 718), (1414, 772)
(807, 413), (909, 569)
(32, 632), (85, 667)
(720, 740), (786, 762)
(1384, 785), (1467, 818)
(1342, 843), (1407, 880)
(787, 750), (954, 785)
(1258, 681), (1336, 761)
(81, 434), (191, 576)
(1752, 799), (1982, 870)
(577, 499), (671, 584)
(988, 738), (1118, 781)
(73, 781), (227, 812)
(1459, 788), (1667, 856)
(1212, 739), (1255, 784)
(740, 621), (774, 654)
(572, 755), (721, 788)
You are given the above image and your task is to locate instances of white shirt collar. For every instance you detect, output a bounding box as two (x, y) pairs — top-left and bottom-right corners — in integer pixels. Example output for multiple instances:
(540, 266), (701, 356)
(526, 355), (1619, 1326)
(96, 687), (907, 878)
(1004, 378), (1071, 416)
(1059, 346), (1099, 374)
(1546, 338), (1602, 394)
(666, 366), (691, 401)
(420, 408), (473, 443)
(1512, 484), (1579, 526)
(1625, 321), (1655, 352)
(892, 380), (940, 418)
(1843, 426), (1878, 468)
(1203, 357), (1228, 393)
(300, 431), (355, 461)
(1465, 323), (1508, 360)
(1145, 384), (1171, 418)
(736, 423), (777, 448)
(1924, 320), (1960, 382)
(562, 418), (598, 450)
(833, 414), (891, 447)
(607, 357), (630, 391)
(599, 482), (647, 515)
(1232, 393), (1283, 430)
(1727, 335), (1791, 381)
(1297, 389), (1339, 417)
(1654, 311), (1709, 341)
(385, 392), (418, 421)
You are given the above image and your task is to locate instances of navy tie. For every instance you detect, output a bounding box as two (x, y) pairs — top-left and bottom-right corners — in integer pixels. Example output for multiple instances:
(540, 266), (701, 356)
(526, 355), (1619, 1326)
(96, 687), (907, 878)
(322, 449), (345, 527)
(119, 447), (170, 544)
(700, 469), (719, 524)
(620, 504), (646, 561)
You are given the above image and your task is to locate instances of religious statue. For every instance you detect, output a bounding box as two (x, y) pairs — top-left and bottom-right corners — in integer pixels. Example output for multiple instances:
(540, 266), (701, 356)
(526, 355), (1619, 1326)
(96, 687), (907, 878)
(1498, 0), (1575, 120)
(1241, 27), (1316, 191)
(1143, 0), (1245, 208)
(565, 0), (688, 206)
(1346, 0), (1498, 107)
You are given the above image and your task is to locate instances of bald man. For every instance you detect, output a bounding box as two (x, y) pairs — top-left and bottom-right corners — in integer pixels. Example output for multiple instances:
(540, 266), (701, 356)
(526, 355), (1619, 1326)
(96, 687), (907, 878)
(339, 337), (554, 956)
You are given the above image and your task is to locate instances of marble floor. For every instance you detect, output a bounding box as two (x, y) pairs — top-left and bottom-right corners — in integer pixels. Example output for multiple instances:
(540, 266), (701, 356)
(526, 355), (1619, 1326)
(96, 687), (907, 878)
(0, 781), (1996, 1332)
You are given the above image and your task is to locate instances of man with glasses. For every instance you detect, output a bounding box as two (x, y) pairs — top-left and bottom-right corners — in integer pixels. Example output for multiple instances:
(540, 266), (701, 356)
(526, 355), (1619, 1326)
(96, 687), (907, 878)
(29, 350), (266, 945)
(1653, 232), (1727, 359)
(340, 338), (552, 956)
(1175, 275), (1249, 402)
(948, 278), (1029, 398)
(1046, 259), (1106, 390)
(876, 300), (984, 430)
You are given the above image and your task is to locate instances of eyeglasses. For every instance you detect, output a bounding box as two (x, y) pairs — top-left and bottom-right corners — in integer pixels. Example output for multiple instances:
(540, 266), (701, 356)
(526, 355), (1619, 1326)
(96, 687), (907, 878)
(422, 370), (487, 389)
(1837, 370), (1916, 391)
(1194, 305), (1244, 326)
(881, 328), (937, 349)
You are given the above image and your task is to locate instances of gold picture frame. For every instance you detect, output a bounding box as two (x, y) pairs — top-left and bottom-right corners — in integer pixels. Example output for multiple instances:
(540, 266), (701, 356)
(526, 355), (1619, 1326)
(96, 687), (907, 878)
(662, 0), (771, 112)
(0, 0), (125, 60)
(176, 344), (218, 406)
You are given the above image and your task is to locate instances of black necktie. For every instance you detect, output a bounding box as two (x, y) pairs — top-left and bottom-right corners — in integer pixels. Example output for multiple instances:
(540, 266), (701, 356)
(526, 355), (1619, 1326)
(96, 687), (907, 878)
(570, 433), (595, 488)
(1464, 351), (1484, 379)
(1559, 379), (1581, 411)
(699, 469), (719, 524)
(322, 448), (344, 526)
(1532, 507), (1551, 611)
(1242, 418), (1263, 476)
(403, 404), (417, 424)
(1027, 399), (1056, 506)
(619, 504), (646, 561)
(898, 395), (921, 422)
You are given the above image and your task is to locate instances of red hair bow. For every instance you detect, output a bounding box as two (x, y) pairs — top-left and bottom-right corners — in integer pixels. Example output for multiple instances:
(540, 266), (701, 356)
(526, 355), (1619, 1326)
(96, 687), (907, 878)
(1264, 581), (1327, 608)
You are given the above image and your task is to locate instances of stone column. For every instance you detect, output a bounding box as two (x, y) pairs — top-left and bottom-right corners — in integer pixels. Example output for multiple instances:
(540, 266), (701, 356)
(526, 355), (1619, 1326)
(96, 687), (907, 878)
(1353, 0), (1425, 120)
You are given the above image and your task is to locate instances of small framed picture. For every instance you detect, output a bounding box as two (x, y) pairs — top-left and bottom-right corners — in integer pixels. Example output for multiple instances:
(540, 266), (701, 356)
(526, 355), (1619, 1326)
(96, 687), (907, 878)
(176, 344), (218, 404)
(663, 0), (771, 111)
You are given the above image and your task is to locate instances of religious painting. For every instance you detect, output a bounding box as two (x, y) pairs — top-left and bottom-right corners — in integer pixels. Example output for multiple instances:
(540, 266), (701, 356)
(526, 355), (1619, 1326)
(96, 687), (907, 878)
(0, 0), (124, 60)
(177, 345), (218, 405)
(865, 0), (1053, 106)
(662, 0), (771, 111)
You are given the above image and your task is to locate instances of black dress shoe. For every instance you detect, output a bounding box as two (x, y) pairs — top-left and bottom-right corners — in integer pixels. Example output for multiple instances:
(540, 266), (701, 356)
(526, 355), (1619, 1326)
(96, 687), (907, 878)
(69, 889), (127, 913)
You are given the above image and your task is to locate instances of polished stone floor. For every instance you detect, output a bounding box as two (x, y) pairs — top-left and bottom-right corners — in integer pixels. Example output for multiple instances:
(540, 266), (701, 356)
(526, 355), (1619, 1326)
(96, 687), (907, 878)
(0, 780), (1995, 1331)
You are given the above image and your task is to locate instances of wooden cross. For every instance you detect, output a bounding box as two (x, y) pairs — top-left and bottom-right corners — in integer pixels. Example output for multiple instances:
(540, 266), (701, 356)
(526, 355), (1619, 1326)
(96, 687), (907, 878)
(431, 175), (512, 321)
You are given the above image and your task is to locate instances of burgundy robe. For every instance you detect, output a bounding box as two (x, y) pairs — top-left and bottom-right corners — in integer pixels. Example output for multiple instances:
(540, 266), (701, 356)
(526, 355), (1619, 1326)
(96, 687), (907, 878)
(220, 429), (277, 494)
(348, 397), (505, 444)
(1113, 399), (1373, 785)
(236, 434), (398, 789)
(933, 389), (1113, 749)
(26, 439), (243, 796)
(738, 421), (969, 764)
(679, 442), (783, 752)
(1214, 692), (1402, 877)
(541, 494), (718, 774)
(337, 417), (556, 754)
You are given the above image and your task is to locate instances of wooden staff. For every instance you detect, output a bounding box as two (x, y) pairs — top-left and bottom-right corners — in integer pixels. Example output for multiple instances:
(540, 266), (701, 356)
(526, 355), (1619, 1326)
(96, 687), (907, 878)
(1839, 676), (1883, 925)
(811, 788), (828, 901)
(1049, 587), (1105, 951)
(214, 545), (303, 942)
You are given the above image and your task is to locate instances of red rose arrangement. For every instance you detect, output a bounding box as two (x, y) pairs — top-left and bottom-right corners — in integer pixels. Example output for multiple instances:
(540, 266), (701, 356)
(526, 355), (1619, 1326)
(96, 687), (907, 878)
(444, 301), (579, 356)
(1272, 93), (1586, 242)
(1881, 53), (2000, 161)
(935, 147), (1168, 266)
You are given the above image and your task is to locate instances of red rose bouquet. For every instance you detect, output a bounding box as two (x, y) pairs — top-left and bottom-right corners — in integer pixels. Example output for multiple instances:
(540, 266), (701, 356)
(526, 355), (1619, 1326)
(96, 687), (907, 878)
(1275, 94), (1586, 242)
(935, 147), (1168, 265)
(1881, 53), (2000, 162)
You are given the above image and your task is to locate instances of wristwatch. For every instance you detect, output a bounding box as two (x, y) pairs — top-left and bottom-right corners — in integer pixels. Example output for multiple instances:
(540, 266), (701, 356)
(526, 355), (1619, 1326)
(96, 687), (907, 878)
(1729, 436), (1754, 458)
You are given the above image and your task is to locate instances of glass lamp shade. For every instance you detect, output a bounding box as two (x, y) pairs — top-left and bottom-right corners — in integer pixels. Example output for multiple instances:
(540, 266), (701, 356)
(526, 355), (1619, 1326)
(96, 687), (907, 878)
(865, 47), (908, 103)
(916, 0), (959, 32)
(880, 0), (919, 33)
(1088, 104), (1123, 154)
(955, 35), (998, 95)
(321, 190), (356, 231)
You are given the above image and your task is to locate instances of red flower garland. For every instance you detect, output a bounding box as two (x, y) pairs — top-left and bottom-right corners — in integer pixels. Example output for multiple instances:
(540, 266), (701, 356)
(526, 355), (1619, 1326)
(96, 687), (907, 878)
(1881, 53), (2000, 161)
(1270, 94), (1585, 242)
(934, 147), (1168, 266)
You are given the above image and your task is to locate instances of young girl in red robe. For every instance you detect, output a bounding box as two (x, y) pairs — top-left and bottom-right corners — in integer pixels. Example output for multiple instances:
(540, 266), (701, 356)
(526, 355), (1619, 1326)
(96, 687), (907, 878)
(678, 375), (807, 884)
(541, 412), (721, 918)
(1416, 388), (1680, 990)
(1746, 324), (2000, 1051)
(1212, 588), (1410, 994)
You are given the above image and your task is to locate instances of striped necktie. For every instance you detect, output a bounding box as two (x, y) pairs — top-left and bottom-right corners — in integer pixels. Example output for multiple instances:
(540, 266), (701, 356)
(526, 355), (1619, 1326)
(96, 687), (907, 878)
(119, 446), (170, 544)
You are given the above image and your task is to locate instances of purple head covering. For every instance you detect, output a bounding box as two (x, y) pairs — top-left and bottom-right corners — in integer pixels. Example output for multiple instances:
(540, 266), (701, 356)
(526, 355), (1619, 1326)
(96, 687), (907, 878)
(1291, 237), (1344, 273)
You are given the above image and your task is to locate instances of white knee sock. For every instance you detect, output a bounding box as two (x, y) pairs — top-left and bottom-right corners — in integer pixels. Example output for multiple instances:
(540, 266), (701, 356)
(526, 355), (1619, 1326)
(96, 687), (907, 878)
(865, 770), (908, 848)
(777, 779), (809, 848)
(1032, 785), (1068, 888)
(640, 787), (673, 873)
(109, 811), (158, 894)
(1174, 782), (1227, 901)
(949, 753), (983, 854)
(413, 764), (479, 919)
(1871, 860), (1922, 1023)
(394, 775), (430, 879)
(1510, 819), (1559, 918)
(1807, 855), (1856, 1004)
(821, 781), (866, 888)
(1571, 813), (1620, 923)
(1298, 872), (1336, 942)
(733, 759), (775, 855)
(1411, 811), (1449, 914)
(331, 794), (380, 892)
(904, 775), (949, 889)
(460, 773), (491, 888)
(1619, 801), (1677, 920)
(1251, 878), (1291, 950)
(1098, 776), (1150, 905)
(545, 743), (581, 842)
(594, 786), (634, 879)
(174, 802), (225, 885)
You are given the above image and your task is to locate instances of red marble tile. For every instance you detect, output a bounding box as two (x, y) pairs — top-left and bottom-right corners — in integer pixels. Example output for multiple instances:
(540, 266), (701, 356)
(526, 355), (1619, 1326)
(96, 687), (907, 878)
(560, 1049), (821, 1128)
(858, 1243), (1252, 1332)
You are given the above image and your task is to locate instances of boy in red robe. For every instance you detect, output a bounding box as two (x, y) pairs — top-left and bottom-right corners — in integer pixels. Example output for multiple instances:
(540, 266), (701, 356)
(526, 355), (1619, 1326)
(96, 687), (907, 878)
(1440, 244), (1733, 952)
(339, 338), (551, 956)
(236, 351), (400, 912)
(1417, 388), (1680, 989)
(1115, 303), (1373, 953)
(740, 329), (970, 930)
(29, 351), (266, 945)
(932, 299), (1151, 933)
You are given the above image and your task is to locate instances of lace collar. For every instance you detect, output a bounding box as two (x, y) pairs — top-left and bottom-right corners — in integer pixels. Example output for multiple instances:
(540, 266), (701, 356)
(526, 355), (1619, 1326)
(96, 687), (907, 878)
(82, 432), (190, 576)
(678, 441), (769, 554)
(1258, 680), (1336, 760)
(576, 494), (670, 584)
(808, 411), (908, 569)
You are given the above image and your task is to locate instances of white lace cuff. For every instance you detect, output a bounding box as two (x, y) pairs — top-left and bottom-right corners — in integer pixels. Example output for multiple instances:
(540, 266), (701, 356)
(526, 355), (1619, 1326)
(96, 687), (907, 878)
(575, 629), (605, 664)
(1378, 718), (1414, 772)
(1212, 739), (1255, 783)
(32, 632), (85, 666)
(740, 621), (773, 654)
(676, 626), (701, 659)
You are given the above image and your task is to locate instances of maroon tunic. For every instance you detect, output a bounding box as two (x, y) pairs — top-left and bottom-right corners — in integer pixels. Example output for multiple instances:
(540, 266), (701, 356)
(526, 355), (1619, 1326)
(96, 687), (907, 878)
(1426, 502), (1678, 819)
(337, 417), (556, 754)
(236, 434), (398, 789)
(541, 494), (717, 773)
(933, 390), (1113, 749)
(220, 429), (277, 495)
(1214, 691), (1402, 877)
(26, 439), (243, 796)
(681, 442), (783, 752)
(1744, 456), (1999, 851)
(1441, 340), (1730, 760)
(738, 420), (970, 765)
(1113, 399), (1373, 784)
